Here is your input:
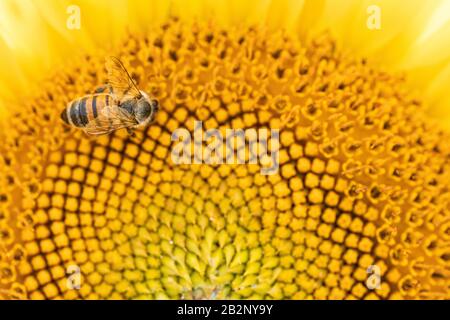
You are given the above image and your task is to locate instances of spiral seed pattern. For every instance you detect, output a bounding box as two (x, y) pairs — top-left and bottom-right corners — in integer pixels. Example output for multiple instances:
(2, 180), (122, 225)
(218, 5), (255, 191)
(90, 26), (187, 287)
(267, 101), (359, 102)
(0, 20), (449, 300)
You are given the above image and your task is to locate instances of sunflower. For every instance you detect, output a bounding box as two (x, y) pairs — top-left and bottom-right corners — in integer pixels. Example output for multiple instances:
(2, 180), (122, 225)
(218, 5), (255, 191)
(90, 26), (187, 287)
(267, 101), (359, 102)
(0, 0), (449, 300)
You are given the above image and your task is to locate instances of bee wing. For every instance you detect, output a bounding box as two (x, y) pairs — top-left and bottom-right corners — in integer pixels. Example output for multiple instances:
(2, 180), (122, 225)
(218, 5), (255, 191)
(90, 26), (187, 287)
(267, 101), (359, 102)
(83, 105), (137, 136)
(105, 56), (141, 101)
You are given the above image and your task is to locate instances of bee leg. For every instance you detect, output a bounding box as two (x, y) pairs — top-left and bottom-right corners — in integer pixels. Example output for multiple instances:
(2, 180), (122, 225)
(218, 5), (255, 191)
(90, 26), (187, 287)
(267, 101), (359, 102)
(127, 128), (136, 137)
(94, 85), (107, 93)
(94, 84), (112, 94)
(127, 128), (140, 143)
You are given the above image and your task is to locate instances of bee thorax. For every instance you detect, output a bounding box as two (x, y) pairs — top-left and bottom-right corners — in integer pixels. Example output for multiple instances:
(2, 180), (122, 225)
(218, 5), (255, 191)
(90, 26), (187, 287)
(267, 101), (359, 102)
(120, 100), (136, 116)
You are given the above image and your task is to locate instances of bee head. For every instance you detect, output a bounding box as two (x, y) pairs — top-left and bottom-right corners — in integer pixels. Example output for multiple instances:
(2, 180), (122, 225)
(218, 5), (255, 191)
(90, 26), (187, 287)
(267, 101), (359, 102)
(135, 92), (159, 125)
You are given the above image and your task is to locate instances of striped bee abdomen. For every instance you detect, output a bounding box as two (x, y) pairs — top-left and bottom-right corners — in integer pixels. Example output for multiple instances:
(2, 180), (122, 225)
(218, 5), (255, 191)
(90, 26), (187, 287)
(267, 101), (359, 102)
(61, 94), (111, 127)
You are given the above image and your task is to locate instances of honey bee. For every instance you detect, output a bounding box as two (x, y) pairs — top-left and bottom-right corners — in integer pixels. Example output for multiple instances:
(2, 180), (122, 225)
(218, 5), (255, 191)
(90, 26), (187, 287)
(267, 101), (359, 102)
(61, 56), (159, 136)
